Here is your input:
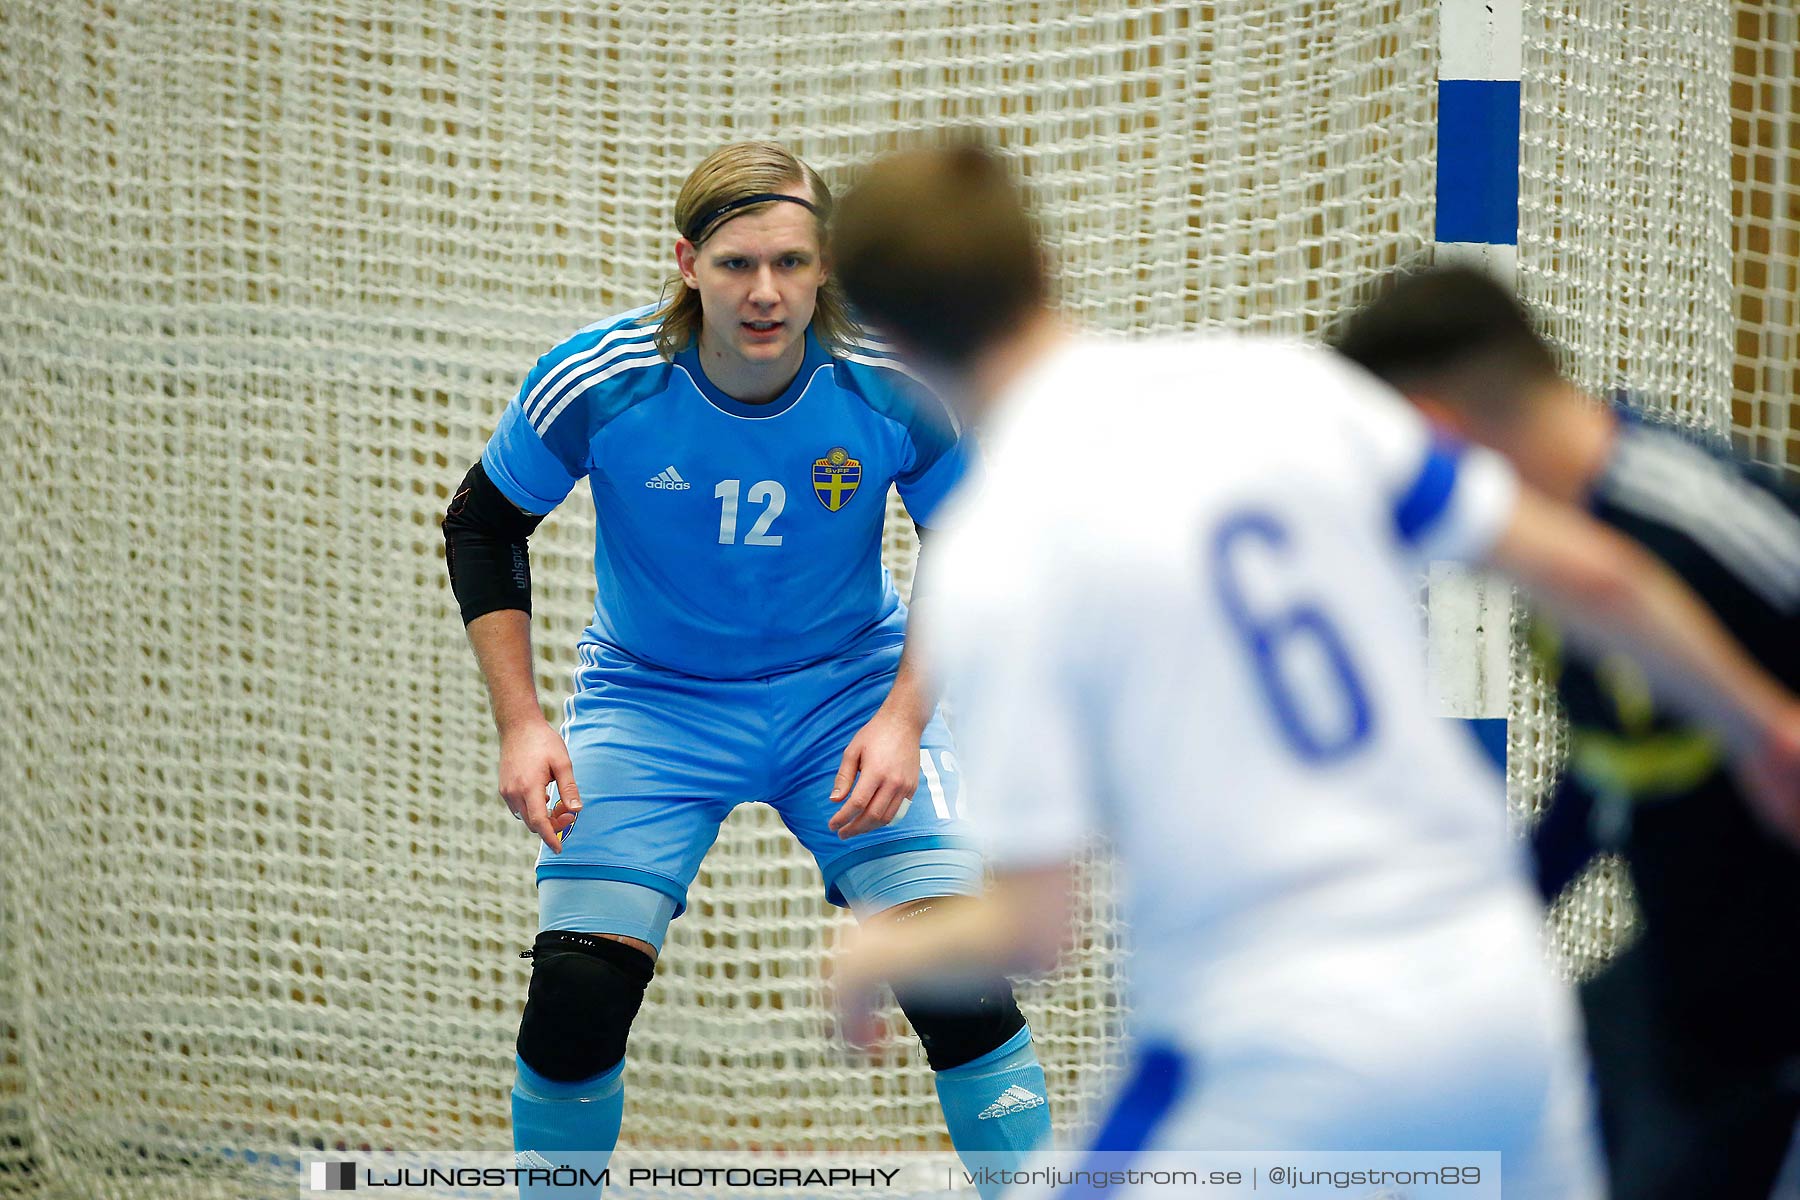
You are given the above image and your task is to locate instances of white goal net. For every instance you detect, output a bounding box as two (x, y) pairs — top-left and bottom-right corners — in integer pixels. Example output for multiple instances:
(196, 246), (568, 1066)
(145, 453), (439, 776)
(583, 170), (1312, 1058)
(0, 1), (1773, 1197)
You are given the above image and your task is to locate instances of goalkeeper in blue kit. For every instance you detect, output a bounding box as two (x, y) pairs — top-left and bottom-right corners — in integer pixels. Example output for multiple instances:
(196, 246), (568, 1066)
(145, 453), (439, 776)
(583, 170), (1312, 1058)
(441, 142), (1052, 1193)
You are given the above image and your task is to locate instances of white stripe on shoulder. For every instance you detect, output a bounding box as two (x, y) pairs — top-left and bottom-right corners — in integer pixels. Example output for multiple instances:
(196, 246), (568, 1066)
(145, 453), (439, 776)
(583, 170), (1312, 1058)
(1607, 433), (1800, 609)
(840, 351), (925, 383)
(528, 337), (663, 428)
(523, 322), (659, 423)
(532, 351), (664, 435)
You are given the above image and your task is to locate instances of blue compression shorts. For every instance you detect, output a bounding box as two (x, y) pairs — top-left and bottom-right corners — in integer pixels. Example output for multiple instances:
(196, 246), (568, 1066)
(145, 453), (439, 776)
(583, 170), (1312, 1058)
(539, 845), (986, 952)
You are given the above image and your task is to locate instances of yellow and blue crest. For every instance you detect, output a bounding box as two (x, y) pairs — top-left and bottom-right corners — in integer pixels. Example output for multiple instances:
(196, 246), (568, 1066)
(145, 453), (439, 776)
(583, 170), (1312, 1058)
(812, 446), (862, 512)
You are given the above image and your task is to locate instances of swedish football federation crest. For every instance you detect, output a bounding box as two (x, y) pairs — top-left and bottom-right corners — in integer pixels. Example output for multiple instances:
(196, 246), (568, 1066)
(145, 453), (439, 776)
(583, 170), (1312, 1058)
(812, 446), (862, 512)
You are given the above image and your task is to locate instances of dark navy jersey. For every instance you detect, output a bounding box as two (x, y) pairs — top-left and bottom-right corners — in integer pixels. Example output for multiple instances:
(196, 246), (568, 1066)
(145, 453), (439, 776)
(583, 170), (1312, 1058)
(1533, 407), (1800, 1058)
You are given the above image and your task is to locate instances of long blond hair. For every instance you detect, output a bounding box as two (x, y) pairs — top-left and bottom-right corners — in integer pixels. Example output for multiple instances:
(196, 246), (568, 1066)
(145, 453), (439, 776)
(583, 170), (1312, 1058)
(653, 142), (859, 359)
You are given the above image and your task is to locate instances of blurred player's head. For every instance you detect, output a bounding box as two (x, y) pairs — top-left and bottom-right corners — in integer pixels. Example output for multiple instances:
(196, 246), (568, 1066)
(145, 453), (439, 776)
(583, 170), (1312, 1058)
(1334, 266), (1565, 434)
(834, 143), (1053, 413)
(1335, 266), (1606, 498)
(659, 142), (857, 375)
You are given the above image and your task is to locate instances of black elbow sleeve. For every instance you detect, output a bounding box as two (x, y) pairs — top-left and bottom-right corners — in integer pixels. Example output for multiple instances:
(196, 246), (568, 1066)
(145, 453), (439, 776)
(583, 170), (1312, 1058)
(443, 462), (548, 624)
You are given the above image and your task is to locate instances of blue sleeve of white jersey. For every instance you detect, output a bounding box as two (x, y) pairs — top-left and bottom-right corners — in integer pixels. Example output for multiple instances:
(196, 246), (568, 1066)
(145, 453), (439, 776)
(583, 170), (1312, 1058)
(482, 402), (582, 516)
(1323, 346), (1519, 563)
(1393, 436), (1463, 542)
(1390, 434), (1519, 562)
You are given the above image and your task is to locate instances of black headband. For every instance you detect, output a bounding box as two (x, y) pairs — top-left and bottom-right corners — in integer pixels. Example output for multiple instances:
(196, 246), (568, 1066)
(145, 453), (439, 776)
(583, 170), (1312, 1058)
(684, 192), (819, 243)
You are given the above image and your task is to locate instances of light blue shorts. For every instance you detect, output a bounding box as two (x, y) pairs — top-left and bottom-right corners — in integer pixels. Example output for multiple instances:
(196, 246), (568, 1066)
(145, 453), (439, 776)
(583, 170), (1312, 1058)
(537, 636), (981, 930)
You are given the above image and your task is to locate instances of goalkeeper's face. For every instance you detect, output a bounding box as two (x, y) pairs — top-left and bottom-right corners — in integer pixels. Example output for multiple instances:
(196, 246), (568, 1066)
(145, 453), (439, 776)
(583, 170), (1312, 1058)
(679, 195), (825, 372)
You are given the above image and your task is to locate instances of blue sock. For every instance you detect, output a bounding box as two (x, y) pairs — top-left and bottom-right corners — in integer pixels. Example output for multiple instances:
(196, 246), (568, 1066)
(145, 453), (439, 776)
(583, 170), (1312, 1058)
(932, 1027), (1053, 1198)
(511, 1056), (624, 1198)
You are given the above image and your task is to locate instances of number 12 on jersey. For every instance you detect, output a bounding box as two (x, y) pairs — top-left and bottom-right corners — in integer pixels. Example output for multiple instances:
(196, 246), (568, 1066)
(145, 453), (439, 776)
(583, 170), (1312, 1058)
(715, 479), (786, 546)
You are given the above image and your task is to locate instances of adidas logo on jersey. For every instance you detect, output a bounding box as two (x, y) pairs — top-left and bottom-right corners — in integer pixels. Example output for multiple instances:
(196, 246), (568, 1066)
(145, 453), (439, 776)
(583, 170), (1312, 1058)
(976, 1084), (1046, 1120)
(644, 466), (691, 491)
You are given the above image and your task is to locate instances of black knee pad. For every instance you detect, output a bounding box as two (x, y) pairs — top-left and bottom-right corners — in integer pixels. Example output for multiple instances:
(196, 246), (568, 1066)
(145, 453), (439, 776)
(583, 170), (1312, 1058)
(891, 975), (1028, 1072)
(517, 931), (656, 1083)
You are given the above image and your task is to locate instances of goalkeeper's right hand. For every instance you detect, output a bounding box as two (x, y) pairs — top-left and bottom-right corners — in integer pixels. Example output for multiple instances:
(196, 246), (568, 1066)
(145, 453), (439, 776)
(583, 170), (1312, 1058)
(498, 719), (583, 854)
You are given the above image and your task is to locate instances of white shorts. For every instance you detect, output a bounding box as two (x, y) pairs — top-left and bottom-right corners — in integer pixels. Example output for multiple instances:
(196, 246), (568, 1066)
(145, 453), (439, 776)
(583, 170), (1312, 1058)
(1024, 896), (1605, 1200)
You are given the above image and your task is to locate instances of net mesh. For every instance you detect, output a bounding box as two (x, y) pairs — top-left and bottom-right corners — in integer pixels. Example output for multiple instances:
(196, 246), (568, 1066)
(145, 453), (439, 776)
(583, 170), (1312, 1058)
(0, 0), (1771, 1196)
(1519, 0), (1737, 434)
(1514, 0), (1743, 980)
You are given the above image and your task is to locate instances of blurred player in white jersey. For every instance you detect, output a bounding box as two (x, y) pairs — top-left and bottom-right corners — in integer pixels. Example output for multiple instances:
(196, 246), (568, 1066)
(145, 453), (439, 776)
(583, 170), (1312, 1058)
(823, 145), (1800, 1199)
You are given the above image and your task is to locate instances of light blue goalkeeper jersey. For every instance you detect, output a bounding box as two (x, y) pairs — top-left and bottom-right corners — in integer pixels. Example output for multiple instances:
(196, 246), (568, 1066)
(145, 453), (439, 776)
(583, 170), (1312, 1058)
(482, 305), (973, 680)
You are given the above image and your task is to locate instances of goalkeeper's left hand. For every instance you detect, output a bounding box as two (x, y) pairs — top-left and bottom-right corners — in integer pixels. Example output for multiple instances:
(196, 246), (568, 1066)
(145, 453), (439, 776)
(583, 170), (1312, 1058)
(828, 706), (927, 839)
